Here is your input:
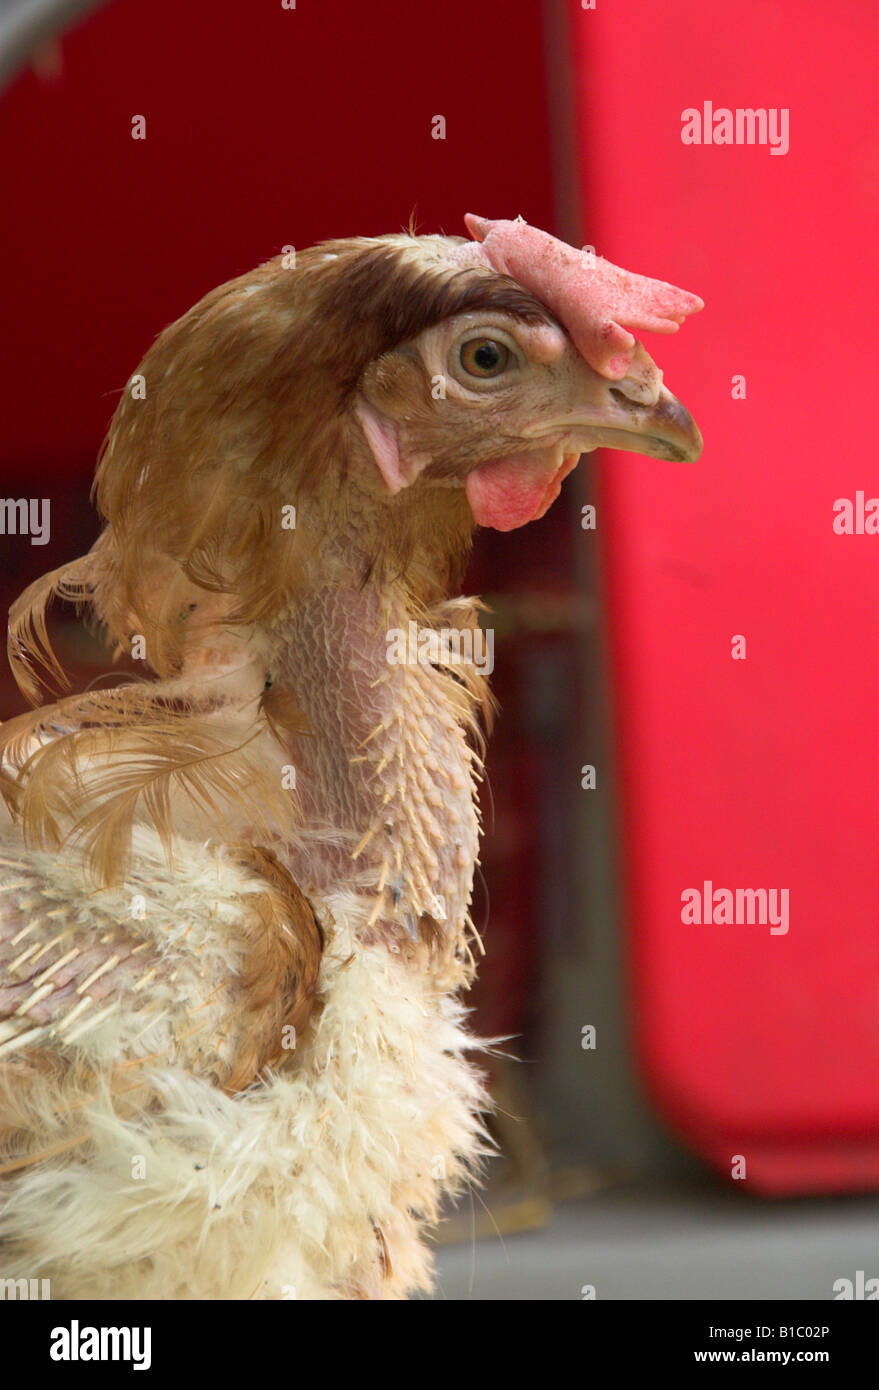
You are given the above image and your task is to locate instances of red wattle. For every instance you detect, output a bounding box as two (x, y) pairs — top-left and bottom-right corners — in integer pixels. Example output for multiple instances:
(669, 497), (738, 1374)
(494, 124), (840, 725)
(465, 450), (580, 531)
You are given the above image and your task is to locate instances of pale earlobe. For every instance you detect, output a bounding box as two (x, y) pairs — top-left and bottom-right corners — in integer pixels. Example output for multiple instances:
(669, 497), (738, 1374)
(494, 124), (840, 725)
(354, 399), (407, 494)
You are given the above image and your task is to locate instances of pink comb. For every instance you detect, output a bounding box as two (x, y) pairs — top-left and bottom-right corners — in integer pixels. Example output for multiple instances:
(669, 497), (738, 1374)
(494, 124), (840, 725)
(463, 214), (703, 381)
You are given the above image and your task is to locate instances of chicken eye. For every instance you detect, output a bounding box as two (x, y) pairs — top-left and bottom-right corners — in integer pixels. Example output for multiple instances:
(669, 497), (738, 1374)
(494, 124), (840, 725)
(459, 338), (512, 378)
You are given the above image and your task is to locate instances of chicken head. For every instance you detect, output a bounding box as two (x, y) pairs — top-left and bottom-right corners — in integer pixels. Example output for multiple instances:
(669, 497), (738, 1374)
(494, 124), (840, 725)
(355, 214), (703, 532)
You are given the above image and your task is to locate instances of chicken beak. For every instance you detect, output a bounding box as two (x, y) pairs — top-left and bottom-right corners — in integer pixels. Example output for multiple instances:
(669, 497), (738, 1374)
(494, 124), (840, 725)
(598, 381), (703, 463)
(463, 342), (702, 531)
(535, 340), (703, 464)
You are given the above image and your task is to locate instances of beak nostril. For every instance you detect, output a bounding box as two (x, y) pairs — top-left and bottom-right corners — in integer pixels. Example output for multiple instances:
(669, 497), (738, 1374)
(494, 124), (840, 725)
(609, 386), (640, 414)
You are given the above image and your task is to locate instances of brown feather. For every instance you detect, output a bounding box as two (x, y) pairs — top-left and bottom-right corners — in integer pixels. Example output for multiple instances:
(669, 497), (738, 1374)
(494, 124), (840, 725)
(6, 557), (95, 704)
(1, 697), (301, 886)
(221, 843), (323, 1090)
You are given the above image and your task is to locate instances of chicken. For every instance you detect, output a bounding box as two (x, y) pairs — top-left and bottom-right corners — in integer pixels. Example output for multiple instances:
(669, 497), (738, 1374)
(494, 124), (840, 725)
(0, 214), (702, 1299)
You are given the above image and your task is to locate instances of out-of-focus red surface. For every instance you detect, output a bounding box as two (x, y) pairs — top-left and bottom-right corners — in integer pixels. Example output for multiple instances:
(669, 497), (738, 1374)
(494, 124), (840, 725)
(572, 0), (879, 1190)
(0, 0), (555, 470)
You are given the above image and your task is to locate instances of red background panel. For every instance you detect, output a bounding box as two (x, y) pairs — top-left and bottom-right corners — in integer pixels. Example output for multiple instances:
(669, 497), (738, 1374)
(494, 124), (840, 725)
(571, 0), (879, 1188)
(0, 0), (556, 470)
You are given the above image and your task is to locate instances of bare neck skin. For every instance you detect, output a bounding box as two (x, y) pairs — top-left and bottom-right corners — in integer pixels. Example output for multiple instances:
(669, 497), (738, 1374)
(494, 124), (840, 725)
(268, 472), (483, 979)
